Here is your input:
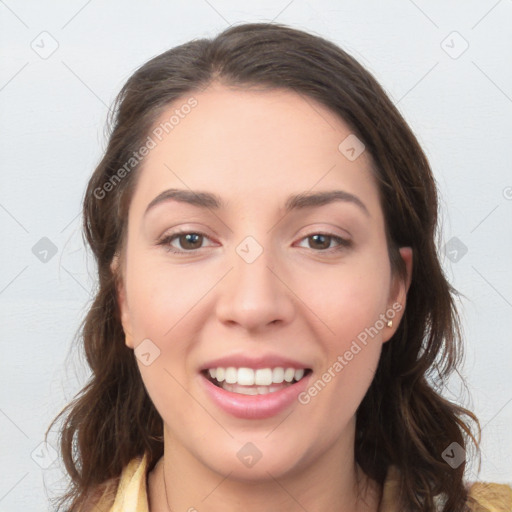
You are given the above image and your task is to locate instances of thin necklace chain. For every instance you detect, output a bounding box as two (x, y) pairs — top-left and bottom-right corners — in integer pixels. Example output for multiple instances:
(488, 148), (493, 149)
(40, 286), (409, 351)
(160, 457), (378, 511)
(162, 456), (172, 511)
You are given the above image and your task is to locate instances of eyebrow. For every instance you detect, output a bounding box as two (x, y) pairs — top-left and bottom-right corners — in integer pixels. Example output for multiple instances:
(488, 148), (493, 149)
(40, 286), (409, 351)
(144, 188), (370, 217)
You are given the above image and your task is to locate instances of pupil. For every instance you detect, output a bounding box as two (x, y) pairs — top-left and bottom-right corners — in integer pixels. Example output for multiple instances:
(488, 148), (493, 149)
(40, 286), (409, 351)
(182, 233), (201, 249)
(311, 234), (329, 249)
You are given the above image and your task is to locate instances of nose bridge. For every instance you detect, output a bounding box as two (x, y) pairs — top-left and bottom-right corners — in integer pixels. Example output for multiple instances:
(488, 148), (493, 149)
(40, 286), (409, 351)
(215, 233), (294, 330)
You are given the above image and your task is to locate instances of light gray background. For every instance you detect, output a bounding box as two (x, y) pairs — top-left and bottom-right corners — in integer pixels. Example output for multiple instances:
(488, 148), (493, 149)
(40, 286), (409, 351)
(1, 1), (511, 510)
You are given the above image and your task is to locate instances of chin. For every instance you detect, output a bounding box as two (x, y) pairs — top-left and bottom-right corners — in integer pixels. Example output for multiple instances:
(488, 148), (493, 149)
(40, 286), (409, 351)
(198, 436), (309, 481)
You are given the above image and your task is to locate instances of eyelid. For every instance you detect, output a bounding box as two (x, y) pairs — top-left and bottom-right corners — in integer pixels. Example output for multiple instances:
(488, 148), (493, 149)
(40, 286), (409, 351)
(294, 233), (351, 250)
(157, 227), (352, 255)
(157, 228), (217, 254)
(295, 223), (352, 241)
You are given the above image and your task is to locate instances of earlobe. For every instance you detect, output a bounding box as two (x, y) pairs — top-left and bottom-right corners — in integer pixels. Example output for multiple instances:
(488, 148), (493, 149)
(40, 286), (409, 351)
(111, 255), (134, 350)
(119, 293), (135, 350)
(399, 247), (413, 298)
(400, 247), (413, 293)
(383, 247), (413, 342)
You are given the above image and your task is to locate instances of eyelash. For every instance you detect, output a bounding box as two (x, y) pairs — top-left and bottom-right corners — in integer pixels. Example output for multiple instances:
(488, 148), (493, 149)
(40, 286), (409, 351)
(157, 230), (352, 255)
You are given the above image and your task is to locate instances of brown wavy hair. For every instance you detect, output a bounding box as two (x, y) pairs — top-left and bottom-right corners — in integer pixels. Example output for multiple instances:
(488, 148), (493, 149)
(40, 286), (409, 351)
(47, 22), (481, 511)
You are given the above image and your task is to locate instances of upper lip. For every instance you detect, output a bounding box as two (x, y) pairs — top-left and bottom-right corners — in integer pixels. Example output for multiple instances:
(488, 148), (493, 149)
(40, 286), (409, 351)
(200, 353), (311, 371)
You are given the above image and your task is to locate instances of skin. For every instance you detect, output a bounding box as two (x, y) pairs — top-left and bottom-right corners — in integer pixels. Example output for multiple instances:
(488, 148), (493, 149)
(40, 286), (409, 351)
(114, 82), (413, 512)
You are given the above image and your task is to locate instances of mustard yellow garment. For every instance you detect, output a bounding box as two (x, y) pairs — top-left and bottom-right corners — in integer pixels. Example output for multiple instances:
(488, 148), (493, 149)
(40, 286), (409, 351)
(93, 453), (512, 511)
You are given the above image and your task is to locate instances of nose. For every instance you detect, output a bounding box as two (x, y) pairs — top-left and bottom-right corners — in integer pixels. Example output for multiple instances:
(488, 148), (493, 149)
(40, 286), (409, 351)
(214, 241), (295, 332)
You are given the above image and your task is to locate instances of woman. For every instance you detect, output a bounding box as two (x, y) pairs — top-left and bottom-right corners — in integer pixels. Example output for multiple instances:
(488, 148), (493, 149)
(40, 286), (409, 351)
(48, 22), (509, 511)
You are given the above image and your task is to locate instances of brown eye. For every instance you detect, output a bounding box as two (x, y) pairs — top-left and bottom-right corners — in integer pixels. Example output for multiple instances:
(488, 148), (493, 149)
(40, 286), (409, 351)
(175, 233), (203, 250)
(308, 234), (331, 250)
(158, 231), (213, 254)
(299, 233), (351, 252)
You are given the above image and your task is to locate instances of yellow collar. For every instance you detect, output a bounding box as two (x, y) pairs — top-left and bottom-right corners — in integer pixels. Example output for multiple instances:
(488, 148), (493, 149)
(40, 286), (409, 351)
(98, 453), (512, 512)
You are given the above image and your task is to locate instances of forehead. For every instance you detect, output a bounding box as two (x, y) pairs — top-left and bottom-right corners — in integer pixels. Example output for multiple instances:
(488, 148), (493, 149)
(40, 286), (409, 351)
(130, 83), (380, 217)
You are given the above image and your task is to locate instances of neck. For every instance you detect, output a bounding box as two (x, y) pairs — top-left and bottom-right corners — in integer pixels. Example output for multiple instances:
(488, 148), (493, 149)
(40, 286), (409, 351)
(148, 424), (381, 512)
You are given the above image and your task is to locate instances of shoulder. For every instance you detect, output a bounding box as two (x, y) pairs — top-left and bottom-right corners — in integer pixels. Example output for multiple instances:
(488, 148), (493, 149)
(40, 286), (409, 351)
(81, 454), (150, 512)
(79, 481), (119, 512)
(467, 480), (512, 511)
(381, 465), (512, 511)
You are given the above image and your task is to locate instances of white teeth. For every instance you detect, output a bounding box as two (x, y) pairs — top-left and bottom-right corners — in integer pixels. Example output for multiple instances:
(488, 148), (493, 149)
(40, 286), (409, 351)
(237, 367), (254, 386)
(205, 366), (308, 387)
(272, 367), (284, 383)
(255, 368), (272, 386)
(225, 367), (237, 384)
(284, 368), (295, 382)
(221, 382), (291, 395)
(234, 385), (258, 396)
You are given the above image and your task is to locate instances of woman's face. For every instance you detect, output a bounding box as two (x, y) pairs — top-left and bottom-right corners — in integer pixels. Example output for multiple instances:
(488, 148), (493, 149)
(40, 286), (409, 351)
(115, 83), (412, 480)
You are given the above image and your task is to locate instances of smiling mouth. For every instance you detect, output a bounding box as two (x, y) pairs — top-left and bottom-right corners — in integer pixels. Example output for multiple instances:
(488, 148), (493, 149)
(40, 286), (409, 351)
(202, 367), (312, 396)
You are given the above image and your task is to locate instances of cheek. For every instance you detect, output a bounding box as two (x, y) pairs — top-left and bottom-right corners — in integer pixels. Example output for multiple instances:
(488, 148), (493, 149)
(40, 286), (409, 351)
(300, 268), (387, 427)
(122, 250), (207, 404)
(294, 251), (390, 406)
(124, 250), (212, 341)
(297, 254), (391, 343)
(125, 258), (205, 427)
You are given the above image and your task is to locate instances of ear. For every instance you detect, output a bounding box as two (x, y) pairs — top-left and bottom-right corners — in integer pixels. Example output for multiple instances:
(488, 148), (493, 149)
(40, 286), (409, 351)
(382, 246), (413, 343)
(111, 254), (135, 349)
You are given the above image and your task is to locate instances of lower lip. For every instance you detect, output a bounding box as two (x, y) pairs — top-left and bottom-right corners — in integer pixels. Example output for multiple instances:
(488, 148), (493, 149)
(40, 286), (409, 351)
(200, 372), (311, 420)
